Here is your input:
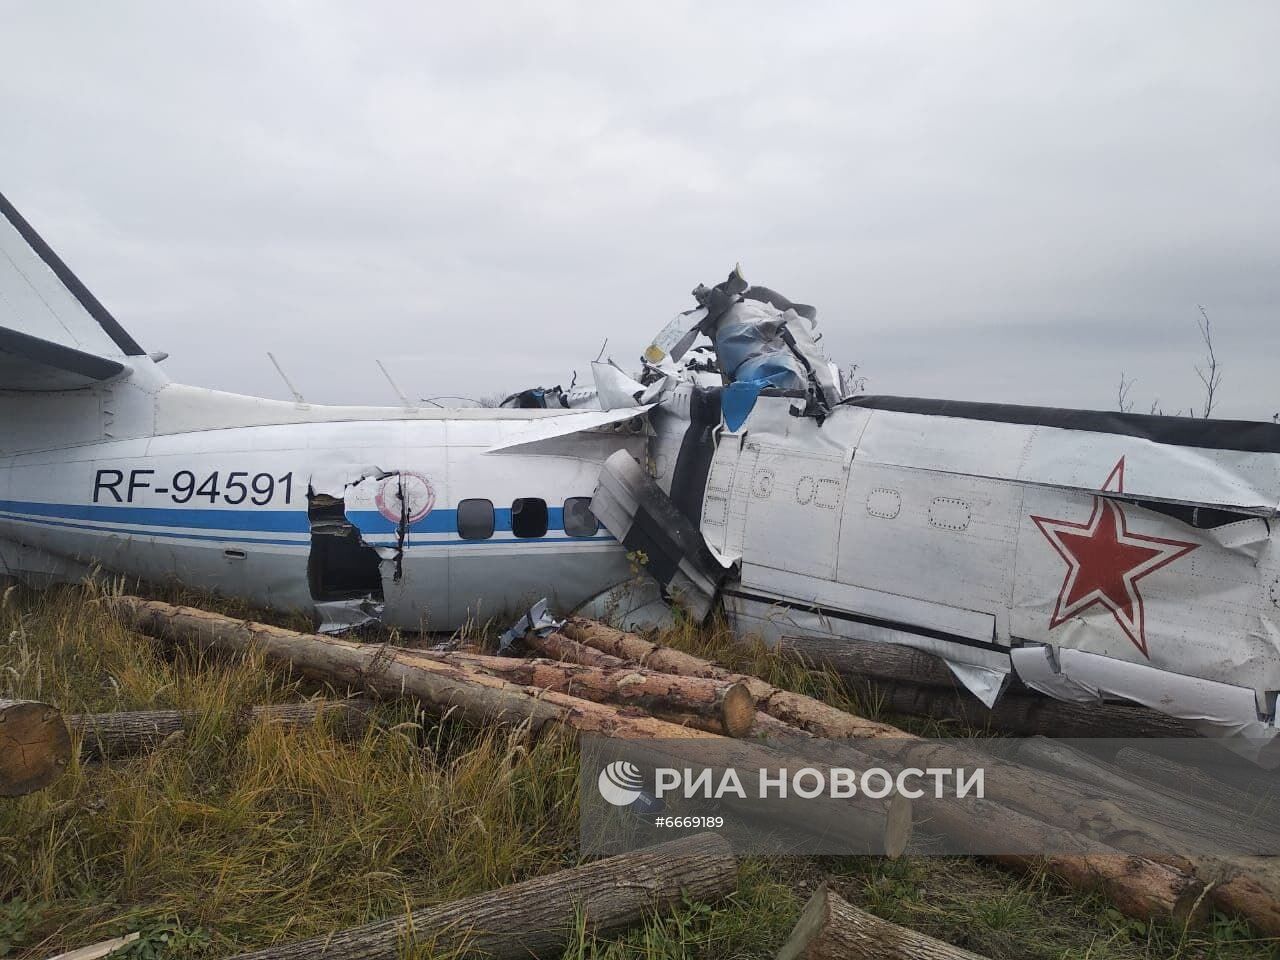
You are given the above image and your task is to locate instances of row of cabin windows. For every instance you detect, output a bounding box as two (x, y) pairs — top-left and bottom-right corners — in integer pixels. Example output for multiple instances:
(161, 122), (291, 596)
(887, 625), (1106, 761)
(456, 497), (599, 540)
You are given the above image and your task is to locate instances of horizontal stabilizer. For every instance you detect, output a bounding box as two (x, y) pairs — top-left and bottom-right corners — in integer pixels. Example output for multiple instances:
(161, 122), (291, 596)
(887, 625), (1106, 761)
(0, 324), (126, 391)
(0, 189), (145, 361)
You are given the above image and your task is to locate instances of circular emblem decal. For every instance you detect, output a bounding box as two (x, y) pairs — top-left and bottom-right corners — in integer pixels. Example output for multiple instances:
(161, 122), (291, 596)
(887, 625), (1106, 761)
(375, 472), (436, 526)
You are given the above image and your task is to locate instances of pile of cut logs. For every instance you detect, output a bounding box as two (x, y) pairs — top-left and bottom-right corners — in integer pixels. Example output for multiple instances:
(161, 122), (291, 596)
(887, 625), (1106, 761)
(7, 596), (1280, 958)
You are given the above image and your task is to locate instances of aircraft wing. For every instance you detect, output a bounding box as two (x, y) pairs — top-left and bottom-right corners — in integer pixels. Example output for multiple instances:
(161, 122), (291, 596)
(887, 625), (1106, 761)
(484, 405), (654, 454)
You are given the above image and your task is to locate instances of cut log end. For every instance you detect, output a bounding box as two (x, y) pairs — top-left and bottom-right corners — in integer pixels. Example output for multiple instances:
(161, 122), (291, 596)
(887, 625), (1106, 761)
(884, 794), (914, 860)
(721, 681), (757, 738)
(776, 884), (835, 960)
(777, 884), (989, 959)
(0, 699), (73, 796)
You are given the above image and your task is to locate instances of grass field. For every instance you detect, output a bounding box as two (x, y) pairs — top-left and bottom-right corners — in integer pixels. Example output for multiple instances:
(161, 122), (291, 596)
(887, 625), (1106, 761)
(1, 582), (1276, 959)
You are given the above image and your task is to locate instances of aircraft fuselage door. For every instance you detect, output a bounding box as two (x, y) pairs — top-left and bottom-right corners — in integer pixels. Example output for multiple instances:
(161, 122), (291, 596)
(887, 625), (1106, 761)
(741, 445), (847, 581)
(700, 427), (758, 565)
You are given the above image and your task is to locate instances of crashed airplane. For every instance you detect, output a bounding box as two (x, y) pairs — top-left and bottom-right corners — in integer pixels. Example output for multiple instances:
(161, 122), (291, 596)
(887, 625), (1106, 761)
(1, 191), (1278, 749)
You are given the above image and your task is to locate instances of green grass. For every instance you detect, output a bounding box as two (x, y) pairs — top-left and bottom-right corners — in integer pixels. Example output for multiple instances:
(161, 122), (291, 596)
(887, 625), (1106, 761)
(0, 582), (1276, 958)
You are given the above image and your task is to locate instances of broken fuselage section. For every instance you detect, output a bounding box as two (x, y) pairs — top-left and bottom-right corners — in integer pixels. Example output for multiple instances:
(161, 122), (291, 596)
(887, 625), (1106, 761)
(590, 269), (1280, 749)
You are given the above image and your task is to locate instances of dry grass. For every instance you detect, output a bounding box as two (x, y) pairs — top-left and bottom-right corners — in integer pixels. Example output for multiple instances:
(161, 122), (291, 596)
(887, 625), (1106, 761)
(0, 584), (1275, 958)
(1, 583), (583, 957)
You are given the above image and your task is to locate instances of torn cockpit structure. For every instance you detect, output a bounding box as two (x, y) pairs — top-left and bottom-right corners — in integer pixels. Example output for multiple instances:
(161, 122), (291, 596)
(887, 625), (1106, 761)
(586, 267), (1280, 754)
(627, 266), (847, 423)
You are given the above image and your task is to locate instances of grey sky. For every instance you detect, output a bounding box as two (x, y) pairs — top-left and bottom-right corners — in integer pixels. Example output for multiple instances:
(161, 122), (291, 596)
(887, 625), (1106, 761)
(3, 2), (1277, 419)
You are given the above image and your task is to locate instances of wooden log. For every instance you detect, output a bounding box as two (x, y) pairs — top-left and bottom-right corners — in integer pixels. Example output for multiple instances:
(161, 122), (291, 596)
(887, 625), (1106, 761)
(1197, 860), (1280, 937)
(70, 700), (375, 760)
(525, 633), (863, 742)
(228, 832), (736, 959)
(564, 621), (1210, 926)
(867, 736), (1280, 934)
(862, 680), (1197, 738)
(574, 622), (1280, 932)
(1115, 746), (1277, 819)
(433, 651), (757, 737)
(774, 625), (1195, 738)
(1005, 852), (1209, 928)
(776, 634), (975, 690)
(565, 623), (1188, 847)
(112, 599), (910, 857)
(757, 721), (1207, 926)
(856, 731), (1280, 931)
(0, 698), (72, 796)
(525, 630), (630, 669)
(555, 632), (1192, 865)
(562, 618), (726, 676)
(523, 633), (768, 737)
(1013, 737), (1280, 852)
(917, 793), (1208, 927)
(562, 618), (905, 740)
(777, 884), (988, 959)
(110, 598), (713, 742)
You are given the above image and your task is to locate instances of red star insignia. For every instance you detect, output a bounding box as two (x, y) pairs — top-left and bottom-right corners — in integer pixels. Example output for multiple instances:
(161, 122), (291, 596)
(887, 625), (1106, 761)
(1030, 457), (1197, 658)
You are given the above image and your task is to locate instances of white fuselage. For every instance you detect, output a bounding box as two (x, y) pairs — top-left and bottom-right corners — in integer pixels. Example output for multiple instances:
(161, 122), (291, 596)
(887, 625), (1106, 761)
(0, 375), (646, 631)
(688, 393), (1280, 736)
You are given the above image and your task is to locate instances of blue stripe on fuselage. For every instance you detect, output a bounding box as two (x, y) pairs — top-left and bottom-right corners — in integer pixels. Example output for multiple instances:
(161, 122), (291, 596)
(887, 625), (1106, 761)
(0, 500), (608, 546)
(0, 512), (309, 547)
(0, 499), (312, 532)
(343, 506), (565, 534)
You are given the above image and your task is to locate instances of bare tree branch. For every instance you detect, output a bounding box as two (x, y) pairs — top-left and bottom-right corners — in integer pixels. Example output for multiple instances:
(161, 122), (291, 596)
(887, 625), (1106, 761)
(1194, 304), (1223, 418)
(1117, 372), (1136, 413)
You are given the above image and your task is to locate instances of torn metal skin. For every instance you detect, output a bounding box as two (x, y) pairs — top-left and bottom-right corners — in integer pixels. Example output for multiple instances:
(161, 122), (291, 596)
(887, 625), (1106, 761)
(587, 266), (1280, 756)
(498, 597), (563, 655)
(306, 471), (391, 634)
(308, 464), (444, 622)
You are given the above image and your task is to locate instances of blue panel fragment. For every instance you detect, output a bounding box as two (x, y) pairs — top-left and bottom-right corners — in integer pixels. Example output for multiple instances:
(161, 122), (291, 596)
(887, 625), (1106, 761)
(721, 374), (789, 432)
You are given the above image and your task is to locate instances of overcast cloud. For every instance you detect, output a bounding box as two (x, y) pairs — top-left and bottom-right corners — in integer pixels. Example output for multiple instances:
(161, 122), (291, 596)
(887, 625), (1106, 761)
(2, 2), (1277, 418)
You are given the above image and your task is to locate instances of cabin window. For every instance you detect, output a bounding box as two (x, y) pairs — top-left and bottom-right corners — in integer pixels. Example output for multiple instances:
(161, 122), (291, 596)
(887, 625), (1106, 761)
(457, 499), (495, 540)
(511, 498), (549, 538)
(563, 497), (599, 537)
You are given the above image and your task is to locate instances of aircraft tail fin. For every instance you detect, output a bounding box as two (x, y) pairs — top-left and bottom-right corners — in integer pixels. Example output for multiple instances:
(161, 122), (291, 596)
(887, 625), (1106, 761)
(0, 190), (149, 392)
